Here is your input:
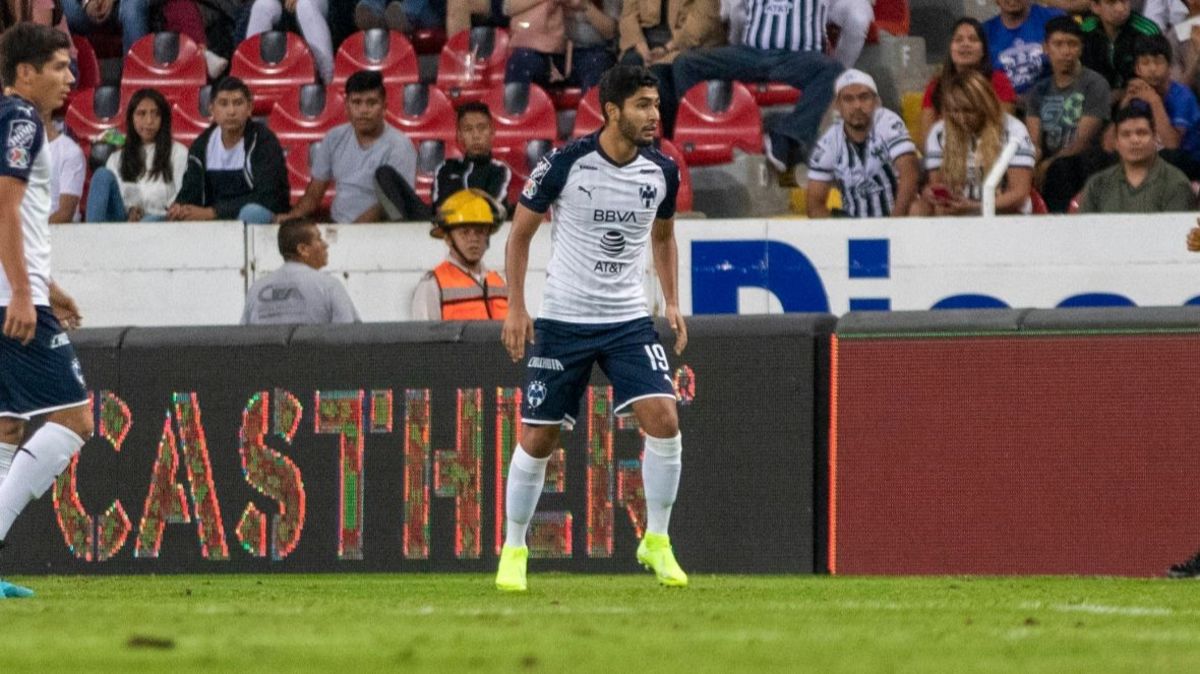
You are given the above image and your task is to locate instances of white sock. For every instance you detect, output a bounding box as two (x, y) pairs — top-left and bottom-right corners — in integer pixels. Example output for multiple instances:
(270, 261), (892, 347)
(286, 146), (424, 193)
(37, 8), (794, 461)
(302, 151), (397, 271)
(504, 445), (548, 549)
(643, 433), (683, 537)
(0, 423), (84, 541)
(0, 442), (16, 486)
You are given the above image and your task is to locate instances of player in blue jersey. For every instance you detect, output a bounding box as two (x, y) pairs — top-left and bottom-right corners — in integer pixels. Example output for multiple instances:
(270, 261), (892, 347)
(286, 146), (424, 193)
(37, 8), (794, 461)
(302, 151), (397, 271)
(0, 23), (92, 598)
(497, 65), (688, 591)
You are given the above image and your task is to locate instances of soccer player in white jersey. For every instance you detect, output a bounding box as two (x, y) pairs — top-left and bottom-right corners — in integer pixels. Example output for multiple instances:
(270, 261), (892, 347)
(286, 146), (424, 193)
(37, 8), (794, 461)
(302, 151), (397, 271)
(0, 23), (92, 598)
(806, 70), (920, 219)
(497, 65), (687, 591)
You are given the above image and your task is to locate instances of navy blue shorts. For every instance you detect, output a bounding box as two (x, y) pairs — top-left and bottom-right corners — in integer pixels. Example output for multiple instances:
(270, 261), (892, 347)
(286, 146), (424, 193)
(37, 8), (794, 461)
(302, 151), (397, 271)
(0, 306), (89, 419)
(521, 317), (677, 429)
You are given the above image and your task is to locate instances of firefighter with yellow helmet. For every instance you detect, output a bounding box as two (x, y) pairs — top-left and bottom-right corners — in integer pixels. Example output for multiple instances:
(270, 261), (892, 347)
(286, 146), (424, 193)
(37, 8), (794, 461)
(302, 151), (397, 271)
(410, 188), (509, 320)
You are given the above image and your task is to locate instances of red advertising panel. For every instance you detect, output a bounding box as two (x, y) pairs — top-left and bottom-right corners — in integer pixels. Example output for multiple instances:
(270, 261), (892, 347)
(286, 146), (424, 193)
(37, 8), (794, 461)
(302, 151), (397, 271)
(831, 332), (1200, 576)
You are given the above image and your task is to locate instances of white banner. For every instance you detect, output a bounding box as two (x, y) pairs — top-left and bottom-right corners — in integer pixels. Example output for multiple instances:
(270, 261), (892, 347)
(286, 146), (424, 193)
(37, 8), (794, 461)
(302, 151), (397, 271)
(48, 214), (1200, 326)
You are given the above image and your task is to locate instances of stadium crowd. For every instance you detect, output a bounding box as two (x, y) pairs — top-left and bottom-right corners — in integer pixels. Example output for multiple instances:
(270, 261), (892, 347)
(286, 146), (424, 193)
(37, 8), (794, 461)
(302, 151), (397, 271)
(7, 0), (1200, 320)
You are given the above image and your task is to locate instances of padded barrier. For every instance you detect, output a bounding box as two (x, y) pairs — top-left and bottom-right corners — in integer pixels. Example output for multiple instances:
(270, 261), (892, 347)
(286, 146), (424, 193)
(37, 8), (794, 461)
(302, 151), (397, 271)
(5, 315), (833, 574)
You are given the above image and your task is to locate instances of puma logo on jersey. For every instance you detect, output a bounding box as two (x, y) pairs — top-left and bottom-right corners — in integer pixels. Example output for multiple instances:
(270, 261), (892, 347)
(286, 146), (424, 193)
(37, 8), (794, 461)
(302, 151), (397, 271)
(577, 185), (594, 199)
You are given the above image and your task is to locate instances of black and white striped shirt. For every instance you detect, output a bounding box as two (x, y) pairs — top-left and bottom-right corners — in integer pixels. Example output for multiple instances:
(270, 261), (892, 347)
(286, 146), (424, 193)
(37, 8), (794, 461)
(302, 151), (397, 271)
(807, 108), (916, 218)
(742, 0), (828, 52)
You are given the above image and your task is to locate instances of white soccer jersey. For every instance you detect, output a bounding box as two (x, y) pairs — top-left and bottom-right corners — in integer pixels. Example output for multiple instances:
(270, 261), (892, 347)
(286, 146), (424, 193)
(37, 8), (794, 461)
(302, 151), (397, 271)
(924, 113), (1036, 202)
(521, 133), (680, 324)
(0, 95), (52, 307)
(807, 108), (916, 217)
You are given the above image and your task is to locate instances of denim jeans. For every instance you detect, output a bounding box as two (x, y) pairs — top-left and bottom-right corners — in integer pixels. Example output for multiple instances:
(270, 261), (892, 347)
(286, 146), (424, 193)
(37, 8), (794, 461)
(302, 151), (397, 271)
(86, 168), (169, 222)
(357, 0), (444, 29)
(238, 203), (276, 224)
(505, 46), (614, 92)
(672, 46), (843, 152)
(61, 0), (150, 53)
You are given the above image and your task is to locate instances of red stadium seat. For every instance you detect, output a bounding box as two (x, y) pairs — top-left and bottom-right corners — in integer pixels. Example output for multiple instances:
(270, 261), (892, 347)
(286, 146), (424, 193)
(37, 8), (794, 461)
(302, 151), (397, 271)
(872, 0), (910, 37)
(120, 32), (206, 112)
(411, 28), (447, 55)
(436, 28), (509, 105)
(1029, 189), (1048, 215)
(548, 86), (584, 111)
(285, 144), (335, 214)
(72, 36), (101, 92)
(414, 140), (460, 205)
(657, 138), (694, 214)
(231, 31), (318, 116)
(502, 139), (553, 206)
(65, 86), (133, 162)
(332, 29), (419, 90)
(673, 80), (763, 166)
(385, 83), (457, 148)
(748, 82), (801, 107)
(480, 82), (557, 172)
(170, 103), (213, 148)
(571, 86), (604, 139)
(268, 84), (348, 154)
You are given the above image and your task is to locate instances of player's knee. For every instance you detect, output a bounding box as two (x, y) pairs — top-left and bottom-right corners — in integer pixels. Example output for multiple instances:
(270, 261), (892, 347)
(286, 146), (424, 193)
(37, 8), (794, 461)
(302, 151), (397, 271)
(637, 404), (679, 439)
(47, 406), (93, 442)
(520, 425), (559, 458)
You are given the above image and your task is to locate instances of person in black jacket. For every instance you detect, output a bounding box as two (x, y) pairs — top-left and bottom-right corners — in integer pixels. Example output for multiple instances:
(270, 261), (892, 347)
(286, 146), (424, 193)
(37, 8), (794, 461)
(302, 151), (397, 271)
(433, 102), (513, 210)
(375, 101), (515, 221)
(168, 76), (289, 223)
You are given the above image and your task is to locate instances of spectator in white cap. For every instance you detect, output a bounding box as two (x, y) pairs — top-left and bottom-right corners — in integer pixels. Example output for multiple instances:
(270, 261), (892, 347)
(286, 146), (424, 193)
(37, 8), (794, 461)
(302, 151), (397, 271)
(806, 69), (919, 218)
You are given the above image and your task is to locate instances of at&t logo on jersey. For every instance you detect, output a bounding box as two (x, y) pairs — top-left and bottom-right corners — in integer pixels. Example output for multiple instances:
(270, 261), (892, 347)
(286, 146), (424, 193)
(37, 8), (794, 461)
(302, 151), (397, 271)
(594, 231), (626, 275)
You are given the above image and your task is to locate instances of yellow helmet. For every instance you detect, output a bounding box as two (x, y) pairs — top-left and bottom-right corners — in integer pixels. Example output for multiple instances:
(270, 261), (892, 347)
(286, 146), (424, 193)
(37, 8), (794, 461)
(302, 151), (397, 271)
(431, 188), (505, 238)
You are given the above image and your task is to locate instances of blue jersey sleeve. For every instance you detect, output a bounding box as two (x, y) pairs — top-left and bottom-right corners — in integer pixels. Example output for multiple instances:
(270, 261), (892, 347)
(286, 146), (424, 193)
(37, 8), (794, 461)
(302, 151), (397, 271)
(648, 150), (680, 220)
(519, 148), (573, 214)
(0, 104), (43, 182)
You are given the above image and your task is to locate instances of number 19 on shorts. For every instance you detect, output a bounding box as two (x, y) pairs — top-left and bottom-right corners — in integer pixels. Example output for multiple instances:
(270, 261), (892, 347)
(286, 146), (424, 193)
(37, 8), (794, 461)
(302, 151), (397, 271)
(644, 344), (670, 371)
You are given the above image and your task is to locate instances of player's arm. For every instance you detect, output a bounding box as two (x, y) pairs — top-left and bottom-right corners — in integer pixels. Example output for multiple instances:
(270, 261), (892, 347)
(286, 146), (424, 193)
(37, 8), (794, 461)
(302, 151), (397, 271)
(501, 203), (542, 362)
(892, 153), (920, 217)
(48, 280), (82, 329)
(651, 216), (687, 354)
(806, 180), (832, 219)
(0, 176), (35, 344)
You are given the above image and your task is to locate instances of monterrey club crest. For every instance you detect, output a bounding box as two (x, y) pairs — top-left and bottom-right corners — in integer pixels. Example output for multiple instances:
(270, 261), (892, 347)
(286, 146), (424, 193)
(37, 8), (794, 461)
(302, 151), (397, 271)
(526, 380), (547, 409)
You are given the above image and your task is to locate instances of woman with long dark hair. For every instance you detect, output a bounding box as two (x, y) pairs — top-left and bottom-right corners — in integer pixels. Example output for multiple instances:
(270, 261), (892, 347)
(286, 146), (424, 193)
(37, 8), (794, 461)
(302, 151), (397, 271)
(918, 17), (1017, 147)
(85, 88), (188, 222)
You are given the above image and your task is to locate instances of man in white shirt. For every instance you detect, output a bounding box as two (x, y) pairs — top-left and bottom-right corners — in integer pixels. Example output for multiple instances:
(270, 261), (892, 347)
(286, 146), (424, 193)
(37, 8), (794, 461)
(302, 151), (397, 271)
(807, 69), (919, 218)
(497, 65), (687, 592)
(42, 111), (83, 223)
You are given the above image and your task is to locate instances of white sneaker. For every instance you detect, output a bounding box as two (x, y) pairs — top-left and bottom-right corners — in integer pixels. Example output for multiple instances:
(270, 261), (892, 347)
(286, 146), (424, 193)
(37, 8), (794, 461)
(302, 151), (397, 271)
(204, 49), (228, 80)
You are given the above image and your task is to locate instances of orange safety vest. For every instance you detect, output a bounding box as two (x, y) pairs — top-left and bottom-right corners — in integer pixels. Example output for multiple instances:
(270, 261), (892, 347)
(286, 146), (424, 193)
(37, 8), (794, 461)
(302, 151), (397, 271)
(432, 261), (509, 320)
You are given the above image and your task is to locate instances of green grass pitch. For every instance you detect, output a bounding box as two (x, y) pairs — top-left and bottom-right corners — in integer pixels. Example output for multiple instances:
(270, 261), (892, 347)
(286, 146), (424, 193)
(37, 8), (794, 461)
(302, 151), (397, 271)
(3, 574), (1199, 672)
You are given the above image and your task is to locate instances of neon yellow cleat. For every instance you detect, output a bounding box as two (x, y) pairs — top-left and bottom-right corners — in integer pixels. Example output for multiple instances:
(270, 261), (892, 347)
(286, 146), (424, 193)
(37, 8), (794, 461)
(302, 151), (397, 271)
(637, 533), (688, 587)
(495, 544), (529, 592)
